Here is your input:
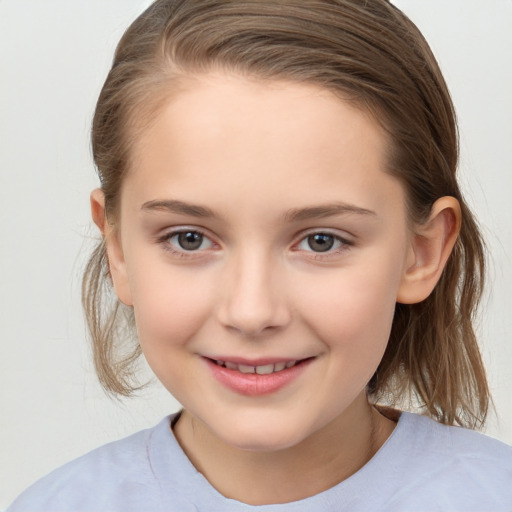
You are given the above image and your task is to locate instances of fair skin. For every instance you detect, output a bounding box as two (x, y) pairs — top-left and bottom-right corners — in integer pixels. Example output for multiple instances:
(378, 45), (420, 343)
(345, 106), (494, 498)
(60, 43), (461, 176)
(92, 73), (460, 505)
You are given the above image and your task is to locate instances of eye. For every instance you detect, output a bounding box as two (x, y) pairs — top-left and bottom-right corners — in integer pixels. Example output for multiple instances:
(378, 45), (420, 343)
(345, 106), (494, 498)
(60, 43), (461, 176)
(296, 233), (348, 253)
(165, 230), (214, 252)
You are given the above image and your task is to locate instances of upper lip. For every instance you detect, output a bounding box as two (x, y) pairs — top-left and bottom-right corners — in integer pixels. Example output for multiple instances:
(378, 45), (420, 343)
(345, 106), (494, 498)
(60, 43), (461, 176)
(202, 355), (312, 366)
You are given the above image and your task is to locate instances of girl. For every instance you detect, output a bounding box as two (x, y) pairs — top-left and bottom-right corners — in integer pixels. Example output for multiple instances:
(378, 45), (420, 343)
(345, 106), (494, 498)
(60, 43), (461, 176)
(7, 0), (512, 510)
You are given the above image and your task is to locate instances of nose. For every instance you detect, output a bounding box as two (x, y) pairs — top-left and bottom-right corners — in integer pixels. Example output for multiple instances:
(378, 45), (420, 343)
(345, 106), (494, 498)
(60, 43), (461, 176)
(217, 250), (292, 337)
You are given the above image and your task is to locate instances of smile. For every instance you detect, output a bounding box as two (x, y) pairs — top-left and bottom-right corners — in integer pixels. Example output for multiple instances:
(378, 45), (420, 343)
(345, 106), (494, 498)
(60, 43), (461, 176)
(212, 360), (299, 374)
(204, 357), (314, 396)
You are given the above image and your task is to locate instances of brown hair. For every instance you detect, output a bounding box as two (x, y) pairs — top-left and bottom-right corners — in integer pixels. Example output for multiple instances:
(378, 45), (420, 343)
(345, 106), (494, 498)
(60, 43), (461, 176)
(83, 0), (489, 428)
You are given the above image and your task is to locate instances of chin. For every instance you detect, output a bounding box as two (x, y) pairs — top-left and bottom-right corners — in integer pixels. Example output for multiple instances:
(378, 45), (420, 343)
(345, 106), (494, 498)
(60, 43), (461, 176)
(213, 416), (313, 453)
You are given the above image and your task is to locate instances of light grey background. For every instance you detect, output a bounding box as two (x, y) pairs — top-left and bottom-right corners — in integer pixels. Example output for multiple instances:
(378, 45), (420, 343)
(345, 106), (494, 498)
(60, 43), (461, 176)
(1, 0), (511, 508)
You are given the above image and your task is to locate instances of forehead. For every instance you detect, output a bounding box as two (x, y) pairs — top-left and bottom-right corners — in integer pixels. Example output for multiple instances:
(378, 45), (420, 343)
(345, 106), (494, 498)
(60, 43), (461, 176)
(124, 73), (403, 221)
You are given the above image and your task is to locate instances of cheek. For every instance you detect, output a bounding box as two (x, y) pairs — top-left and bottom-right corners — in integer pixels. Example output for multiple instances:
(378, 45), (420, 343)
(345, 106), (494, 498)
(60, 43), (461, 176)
(297, 261), (401, 352)
(129, 263), (217, 395)
(127, 254), (214, 348)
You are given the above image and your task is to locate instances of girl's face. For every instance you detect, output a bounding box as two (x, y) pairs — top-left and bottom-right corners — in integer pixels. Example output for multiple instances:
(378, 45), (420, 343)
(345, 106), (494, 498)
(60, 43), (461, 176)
(110, 73), (415, 451)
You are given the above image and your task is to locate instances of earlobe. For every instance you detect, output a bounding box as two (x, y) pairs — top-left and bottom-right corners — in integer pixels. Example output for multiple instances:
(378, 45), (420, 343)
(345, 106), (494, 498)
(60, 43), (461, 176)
(90, 189), (133, 307)
(397, 196), (461, 305)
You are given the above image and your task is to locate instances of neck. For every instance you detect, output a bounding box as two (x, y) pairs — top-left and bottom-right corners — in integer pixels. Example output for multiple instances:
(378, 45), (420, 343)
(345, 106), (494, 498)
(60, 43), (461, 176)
(173, 394), (397, 505)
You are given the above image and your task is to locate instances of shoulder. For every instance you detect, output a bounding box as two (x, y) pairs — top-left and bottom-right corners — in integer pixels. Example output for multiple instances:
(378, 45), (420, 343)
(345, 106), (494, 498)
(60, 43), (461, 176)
(6, 416), (175, 512)
(400, 411), (512, 467)
(383, 412), (512, 511)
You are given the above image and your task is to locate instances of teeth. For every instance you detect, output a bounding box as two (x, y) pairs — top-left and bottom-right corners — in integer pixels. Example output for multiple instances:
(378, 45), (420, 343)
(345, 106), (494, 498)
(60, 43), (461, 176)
(238, 364), (256, 374)
(214, 359), (299, 373)
(255, 364), (274, 375)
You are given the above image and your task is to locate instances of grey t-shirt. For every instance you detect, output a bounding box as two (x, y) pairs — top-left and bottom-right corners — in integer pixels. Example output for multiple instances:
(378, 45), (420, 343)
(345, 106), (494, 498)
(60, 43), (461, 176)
(7, 411), (512, 511)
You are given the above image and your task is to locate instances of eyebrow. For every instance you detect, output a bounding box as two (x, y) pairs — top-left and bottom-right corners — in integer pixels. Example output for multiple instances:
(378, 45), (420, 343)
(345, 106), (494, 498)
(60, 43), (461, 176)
(283, 203), (377, 222)
(141, 199), (377, 221)
(141, 199), (216, 218)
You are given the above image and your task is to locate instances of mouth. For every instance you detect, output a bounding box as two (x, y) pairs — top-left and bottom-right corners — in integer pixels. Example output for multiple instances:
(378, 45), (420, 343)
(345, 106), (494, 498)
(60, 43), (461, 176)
(209, 358), (307, 375)
(203, 356), (316, 397)
(203, 356), (315, 396)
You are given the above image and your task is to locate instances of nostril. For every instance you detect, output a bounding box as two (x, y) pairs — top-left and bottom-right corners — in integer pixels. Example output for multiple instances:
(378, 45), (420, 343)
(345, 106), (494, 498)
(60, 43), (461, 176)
(216, 272), (292, 335)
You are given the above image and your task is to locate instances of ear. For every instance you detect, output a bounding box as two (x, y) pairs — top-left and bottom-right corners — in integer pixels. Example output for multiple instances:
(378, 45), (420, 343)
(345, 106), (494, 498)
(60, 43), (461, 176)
(397, 196), (461, 304)
(90, 189), (133, 306)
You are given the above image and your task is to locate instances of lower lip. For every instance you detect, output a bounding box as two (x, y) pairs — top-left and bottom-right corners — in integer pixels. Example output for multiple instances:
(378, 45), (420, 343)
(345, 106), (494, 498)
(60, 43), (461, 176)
(205, 358), (313, 396)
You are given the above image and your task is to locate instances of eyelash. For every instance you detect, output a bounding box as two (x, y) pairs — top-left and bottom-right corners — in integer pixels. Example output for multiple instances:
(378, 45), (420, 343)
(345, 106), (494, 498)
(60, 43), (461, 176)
(295, 231), (353, 260)
(156, 228), (353, 260)
(156, 229), (216, 258)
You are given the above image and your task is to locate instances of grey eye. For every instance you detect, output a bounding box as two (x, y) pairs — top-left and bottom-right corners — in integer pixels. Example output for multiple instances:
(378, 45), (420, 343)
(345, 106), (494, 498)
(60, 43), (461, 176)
(307, 234), (335, 252)
(177, 231), (204, 251)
